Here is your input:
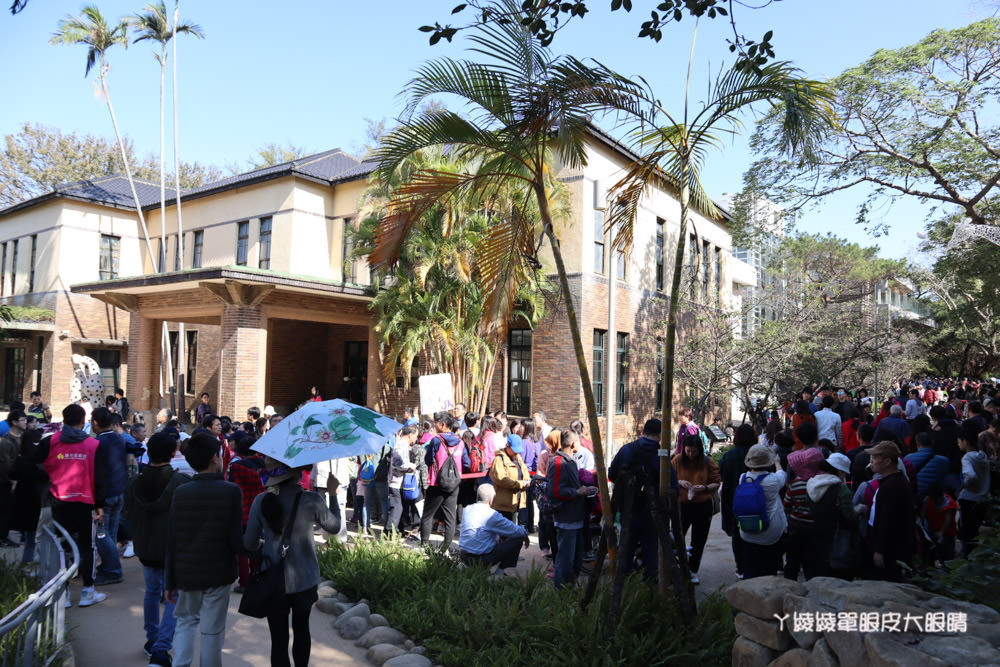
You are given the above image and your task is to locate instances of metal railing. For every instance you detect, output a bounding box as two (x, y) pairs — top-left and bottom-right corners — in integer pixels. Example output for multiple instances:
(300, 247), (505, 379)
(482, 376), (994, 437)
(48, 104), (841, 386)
(0, 520), (79, 666)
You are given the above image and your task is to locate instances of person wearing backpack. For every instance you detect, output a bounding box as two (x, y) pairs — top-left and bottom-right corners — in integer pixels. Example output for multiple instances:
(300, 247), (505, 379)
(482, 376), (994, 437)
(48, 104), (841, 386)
(385, 426), (418, 536)
(489, 434), (531, 521)
(356, 453), (377, 535)
(372, 443), (393, 527)
(736, 445), (787, 579)
(420, 411), (470, 550)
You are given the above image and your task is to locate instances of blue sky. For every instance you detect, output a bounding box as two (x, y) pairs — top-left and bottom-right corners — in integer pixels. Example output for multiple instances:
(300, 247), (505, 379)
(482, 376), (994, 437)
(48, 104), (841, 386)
(1, 1), (993, 258)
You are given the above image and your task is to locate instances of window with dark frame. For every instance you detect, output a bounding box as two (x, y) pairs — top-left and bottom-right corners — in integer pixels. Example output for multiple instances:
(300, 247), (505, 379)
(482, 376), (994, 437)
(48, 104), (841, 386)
(616, 332), (628, 415)
(702, 239), (710, 302)
(1, 242), (6, 296)
(28, 235), (36, 292)
(258, 217), (272, 269)
(593, 329), (607, 414)
(342, 218), (354, 282)
(173, 234), (181, 271)
(192, 230), (203, 268)
(714, 245), (722, 299)
(655, 218), (664, 291)
(593, 210), (605, 275)
(655, 340), (664, 410)
(236, 221), (249, 266)
(186, 330), (197, 394)
(688, 233), (697, 299)
(615, 248), (626, 281)
(10, 239), (18, 292)
(99, 235), (119, 280)
(507, 329), (532, 415)
(86, 348), (121, 393)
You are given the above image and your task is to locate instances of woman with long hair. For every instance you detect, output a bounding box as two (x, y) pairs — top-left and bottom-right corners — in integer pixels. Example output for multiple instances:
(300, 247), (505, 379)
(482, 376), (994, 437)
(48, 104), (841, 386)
(536, 429), (562, 558)
(760, 418), (782, 450)
(244, 458), (340, 667)
(672, 434), (721, 584)
(719, 424), (758, 579)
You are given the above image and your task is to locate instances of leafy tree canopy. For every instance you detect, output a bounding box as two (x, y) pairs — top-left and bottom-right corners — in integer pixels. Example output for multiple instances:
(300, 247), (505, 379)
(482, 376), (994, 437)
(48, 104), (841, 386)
(0, 122), (223, 207)
(423, 0), (784, 72)
(742, 18), (1000, 235)
(228, 142), (309, 174)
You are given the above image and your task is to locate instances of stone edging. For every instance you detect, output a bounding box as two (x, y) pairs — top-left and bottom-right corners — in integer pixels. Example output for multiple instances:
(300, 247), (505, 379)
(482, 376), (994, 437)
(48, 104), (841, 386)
(315, 580), (440, 667)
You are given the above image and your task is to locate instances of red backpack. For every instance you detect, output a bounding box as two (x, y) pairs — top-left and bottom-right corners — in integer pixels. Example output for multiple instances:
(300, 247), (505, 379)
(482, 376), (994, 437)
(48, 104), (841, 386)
(467, 435), (487, 473)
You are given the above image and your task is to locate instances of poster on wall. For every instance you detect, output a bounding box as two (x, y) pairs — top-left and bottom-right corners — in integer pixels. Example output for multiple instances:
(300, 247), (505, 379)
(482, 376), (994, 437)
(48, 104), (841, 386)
(418, 373), (455, 416)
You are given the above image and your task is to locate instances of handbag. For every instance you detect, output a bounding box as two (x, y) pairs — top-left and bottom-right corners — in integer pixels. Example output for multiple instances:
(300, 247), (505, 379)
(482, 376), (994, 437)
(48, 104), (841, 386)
(828, 494), (861, 572)
(711, 489), (722, 515)
(239, 491), (303, 618)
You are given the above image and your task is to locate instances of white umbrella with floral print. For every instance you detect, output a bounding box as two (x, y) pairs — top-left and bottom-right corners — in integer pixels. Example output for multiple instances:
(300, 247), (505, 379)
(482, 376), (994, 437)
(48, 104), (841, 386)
(250, 399), (402, 467)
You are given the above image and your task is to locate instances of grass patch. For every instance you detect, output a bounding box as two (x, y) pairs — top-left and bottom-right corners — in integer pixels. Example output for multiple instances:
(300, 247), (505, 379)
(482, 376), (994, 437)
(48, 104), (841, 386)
(0, 559), (35, 619)
(319, 539), (735, 666)
(2, 305), (55, 323)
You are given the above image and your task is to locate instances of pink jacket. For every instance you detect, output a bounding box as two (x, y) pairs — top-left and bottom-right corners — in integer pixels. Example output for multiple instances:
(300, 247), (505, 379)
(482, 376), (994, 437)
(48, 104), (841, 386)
(45, 433), (100, 505)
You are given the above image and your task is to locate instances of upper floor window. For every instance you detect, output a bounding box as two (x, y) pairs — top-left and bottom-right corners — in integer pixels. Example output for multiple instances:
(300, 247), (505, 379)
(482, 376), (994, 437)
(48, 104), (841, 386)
(342, 218), (355, 282)
(1, 242), (7, 296)
(594, 210), (606, 275)
(259, 217), (272, 270)
(11, 239), (19, 290)
(593, 329), (607, 414)
(99, 235), (119, 280)
(655, 218), (664, 291)
(507, 329), (532, 415)
(616, 332), (628, 414)
(236, 221), (249, 266)
(173, 234), (181, 271)
(28, 235), (36, 292)
(192, 230), (203, 268)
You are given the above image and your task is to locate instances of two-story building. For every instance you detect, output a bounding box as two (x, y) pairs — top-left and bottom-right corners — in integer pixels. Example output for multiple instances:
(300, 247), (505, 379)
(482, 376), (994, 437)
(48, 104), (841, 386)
(0, 128), (755, 447)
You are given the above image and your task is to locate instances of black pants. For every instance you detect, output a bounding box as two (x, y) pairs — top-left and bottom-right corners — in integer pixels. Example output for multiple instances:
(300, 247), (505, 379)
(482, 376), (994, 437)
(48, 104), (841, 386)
(784, 527), (831, 581)
(0, 480), (12, 540)
(460, 536), (524, 570)
(385, 487), (404, 535)
(420, 485), (459, 549)
(731, 529), (745, 576)
(51, 501), (95, 587)
(959, 499), (987, 556)
(679, 500), (713, 573)
(620, 509), (657, 581)
(266, 586), (318, 667)
(742, 539), (782, 579)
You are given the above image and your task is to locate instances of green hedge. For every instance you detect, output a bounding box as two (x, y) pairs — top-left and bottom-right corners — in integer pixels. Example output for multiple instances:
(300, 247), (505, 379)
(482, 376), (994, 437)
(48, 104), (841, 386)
(319, 539), (735, 666)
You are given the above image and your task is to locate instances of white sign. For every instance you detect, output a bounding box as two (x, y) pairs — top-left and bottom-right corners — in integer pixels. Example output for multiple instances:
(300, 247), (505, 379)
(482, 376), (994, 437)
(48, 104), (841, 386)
(418, 373), (455, 416)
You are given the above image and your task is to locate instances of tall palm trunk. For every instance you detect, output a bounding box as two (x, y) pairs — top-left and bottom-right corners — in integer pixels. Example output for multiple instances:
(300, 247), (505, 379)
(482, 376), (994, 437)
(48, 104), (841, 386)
(536, 179), (618, 562)
(172, 0), (187, 421)
(100, 65), (156, 269)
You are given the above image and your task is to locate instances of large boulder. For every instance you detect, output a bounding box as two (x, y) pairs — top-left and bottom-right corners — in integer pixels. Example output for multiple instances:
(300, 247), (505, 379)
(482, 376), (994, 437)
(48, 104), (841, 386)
(333, 602), (371, 631)
(370, 613), (390, 628)
(367, 643), (408, 666)
(807, 638), (839, 667)
(317, 584), (338, 599)
(356, 626), (409, 649)
(782, 595), (822, 650)
(766, 648), (809, 667)
(339, 616), (371, 640)
(727, 577), (807, 619)
(863, 633), (947, 667)
(924, 597), (1000, 624)
(732, 636), (778, 667)
(735, 613), (794, 651)
(315, 598), (341, 615)
(909, 635), (1000, 665)
(383, 655), (433, 667)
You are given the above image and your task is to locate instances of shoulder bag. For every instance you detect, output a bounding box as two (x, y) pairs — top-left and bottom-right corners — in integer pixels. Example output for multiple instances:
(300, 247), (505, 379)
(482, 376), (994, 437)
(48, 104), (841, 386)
(239, 491), (303, 618)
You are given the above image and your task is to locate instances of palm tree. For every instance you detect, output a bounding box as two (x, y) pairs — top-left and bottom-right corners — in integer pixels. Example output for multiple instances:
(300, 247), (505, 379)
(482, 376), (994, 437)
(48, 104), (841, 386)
(130, 1), (202, 272)
(607, 31), (834, 597)
(51, 5), (156, 269)
(131, 1), (202, 417)
(371, 2), (643, 564)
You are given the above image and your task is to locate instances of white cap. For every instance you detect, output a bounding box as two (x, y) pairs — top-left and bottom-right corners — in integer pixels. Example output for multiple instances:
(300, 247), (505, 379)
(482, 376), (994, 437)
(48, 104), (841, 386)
(826, 452), (851, 475)
(263, 405), (275, 416)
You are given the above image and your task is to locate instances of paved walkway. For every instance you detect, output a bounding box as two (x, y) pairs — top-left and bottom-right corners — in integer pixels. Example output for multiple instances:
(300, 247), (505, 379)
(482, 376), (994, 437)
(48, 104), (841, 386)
(64, 554), (368, 666)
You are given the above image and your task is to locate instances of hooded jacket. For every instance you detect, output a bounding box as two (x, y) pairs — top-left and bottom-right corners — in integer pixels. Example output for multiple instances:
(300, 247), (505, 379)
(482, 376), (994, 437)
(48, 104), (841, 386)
(124, 464), (190, 568)
(960, 450), (990, 502)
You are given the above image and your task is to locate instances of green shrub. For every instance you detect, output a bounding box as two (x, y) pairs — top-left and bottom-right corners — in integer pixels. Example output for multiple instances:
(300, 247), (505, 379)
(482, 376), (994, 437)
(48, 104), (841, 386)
(0, 559), (34, 618)
(319, 539), (735, 666)
(914, 516), (1000, 613)
(3, 305), (55, 323)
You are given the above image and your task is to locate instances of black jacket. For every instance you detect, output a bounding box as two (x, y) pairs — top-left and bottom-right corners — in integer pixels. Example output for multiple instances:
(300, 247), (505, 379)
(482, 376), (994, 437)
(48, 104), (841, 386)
(124, 464), (190, 569)
(166, 472), (245, 590)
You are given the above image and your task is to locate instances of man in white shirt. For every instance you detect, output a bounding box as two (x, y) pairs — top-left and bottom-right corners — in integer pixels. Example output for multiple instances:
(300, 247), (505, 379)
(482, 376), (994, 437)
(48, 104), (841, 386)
(813, 395), (843, 451)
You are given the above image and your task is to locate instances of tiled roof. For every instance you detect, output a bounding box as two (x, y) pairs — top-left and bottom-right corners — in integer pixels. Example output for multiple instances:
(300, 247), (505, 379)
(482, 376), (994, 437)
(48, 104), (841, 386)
(0, 148), (377, 217)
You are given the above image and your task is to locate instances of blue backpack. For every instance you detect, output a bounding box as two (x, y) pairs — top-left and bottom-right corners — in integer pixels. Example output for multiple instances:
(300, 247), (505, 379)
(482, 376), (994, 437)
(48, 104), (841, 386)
(733, 473), (769, 533)
(401, 472), (420, 500)
(359, 455), (377, 487)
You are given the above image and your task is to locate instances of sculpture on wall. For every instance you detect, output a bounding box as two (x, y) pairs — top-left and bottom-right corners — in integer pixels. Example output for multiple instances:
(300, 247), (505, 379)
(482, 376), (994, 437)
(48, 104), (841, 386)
(70, 353), (105, 408)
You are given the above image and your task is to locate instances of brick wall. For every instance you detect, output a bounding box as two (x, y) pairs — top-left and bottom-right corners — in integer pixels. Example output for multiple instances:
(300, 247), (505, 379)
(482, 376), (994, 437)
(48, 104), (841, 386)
(218, 304), (267, 419)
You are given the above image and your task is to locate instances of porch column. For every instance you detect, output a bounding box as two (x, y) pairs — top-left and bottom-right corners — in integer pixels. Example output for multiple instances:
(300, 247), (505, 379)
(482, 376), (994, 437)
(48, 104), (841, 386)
(126, 313), (161, 414)
(218, 304), (267, 419)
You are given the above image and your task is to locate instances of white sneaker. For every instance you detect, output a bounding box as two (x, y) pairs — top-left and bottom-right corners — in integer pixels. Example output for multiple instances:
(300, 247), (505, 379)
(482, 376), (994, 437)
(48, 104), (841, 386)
(78, 587), (107, 607)
(122, 541), (135, 558)
(690, 572), (700, 584)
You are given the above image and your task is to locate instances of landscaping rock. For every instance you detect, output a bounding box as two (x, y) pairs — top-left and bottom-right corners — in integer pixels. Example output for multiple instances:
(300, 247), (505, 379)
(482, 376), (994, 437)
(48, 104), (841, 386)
(727, 577), (807, 619)
(383, 654), (432, 667)
(315, 598), (341, 615)
(924, 597), (1000, 624)
(767, 648), (809, 667)
(339, 616), (370, 640)
(356, 626), (408, 649)
(822, 623), (867, 667)
(336, 593), (352, 603)
(735, 613), (794, 651)
(317, 584), (337, 598)
(909, 635), (1000, 664)
(333, 602), (370, 631)
(969, 621), (1000, 648)
(782, 595), (822, 650)
(410, 646), (426, 656)
(732, 636), (778, 667)
(807, 638), (839, 667)
(370, 613), (390, 627)
(404, 640), (415, 651)
(863, 633), (946, 667)
(367, 643), (407, 666)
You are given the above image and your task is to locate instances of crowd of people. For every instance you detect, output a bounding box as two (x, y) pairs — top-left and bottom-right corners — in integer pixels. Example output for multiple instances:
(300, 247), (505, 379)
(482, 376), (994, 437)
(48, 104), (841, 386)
(0, 378), (996, 666)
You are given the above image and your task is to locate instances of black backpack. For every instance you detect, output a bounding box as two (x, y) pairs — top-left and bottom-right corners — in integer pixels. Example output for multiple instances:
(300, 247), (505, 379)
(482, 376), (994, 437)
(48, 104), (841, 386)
(374, 446), (392, 483)
(436, 443), (462, 492)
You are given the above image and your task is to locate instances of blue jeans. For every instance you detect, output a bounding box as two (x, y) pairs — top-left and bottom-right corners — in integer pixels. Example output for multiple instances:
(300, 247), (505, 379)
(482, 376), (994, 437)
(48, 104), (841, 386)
(554, 526), (583, 589)
(96, 494), (123, 578)
(143, 566), (176, 653)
